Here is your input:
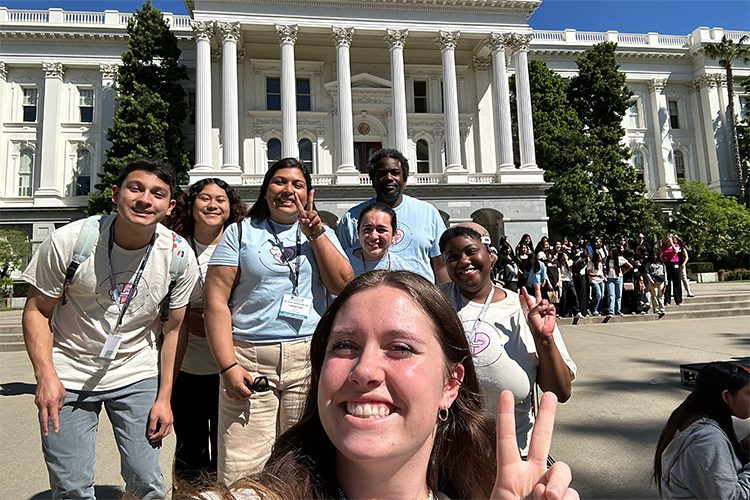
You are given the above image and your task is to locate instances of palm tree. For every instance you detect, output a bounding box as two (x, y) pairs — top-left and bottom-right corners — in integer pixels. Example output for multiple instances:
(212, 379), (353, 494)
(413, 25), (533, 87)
(703, 35), (750, 204)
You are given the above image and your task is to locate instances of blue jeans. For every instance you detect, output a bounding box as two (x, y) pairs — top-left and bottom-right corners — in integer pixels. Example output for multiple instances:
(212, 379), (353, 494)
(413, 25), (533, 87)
(591, 281), (605, 313)
(606, 276), (623, 315)
(41, 377), (164, 500)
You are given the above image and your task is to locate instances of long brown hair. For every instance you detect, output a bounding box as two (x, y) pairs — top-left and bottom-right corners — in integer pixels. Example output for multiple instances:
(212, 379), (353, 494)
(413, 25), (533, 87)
(267, 271), (496, 498)
(163, 178), (247, 238)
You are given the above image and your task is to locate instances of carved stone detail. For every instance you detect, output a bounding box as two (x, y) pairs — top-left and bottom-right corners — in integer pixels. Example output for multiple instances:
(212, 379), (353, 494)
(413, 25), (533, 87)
(217, 22), (242, 44)
(473, 56), (491, 70)
(647, 78), (667, 93)
(43, 62), (64, 79)
(436, 31), (460, 51)
(486, 32), (510, 52)
(0, 62), (7, 81)
(99, 63), (118, 80)
(192, 20), (213, 42)
(332, 27), (354, 47)
(276, 25), (298, 45)
(384, 29), (408, 49)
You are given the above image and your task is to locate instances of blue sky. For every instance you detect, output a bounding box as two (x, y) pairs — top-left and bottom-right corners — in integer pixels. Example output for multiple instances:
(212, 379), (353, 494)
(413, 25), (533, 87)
(1, 0), (748, 35)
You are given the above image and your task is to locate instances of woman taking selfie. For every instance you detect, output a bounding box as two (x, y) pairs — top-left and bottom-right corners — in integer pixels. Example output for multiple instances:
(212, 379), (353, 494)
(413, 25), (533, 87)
(654, 362), (750, 498)
(203, 158), (354, 484)
(181, 271), (578, 500)
(164, 178), (247, 485)
(438, 224), (576, 457)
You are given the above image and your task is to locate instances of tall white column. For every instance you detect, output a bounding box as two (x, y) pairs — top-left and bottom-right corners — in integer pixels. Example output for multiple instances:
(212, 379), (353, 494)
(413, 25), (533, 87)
(511, 34), (538, 170)
(385, 29), (408, 154)
(99, 63), (117, 191)
(687, 80), (709, 185)
(333, 27), (355, 173)
(697, 75), (725, 190)
(218, 22), (241, 171)
(647, 78), (680, 198)
(36, 62), (64, 200)
(193, 21), (213, 169)
(436, 31), (464, 172)
(277, 24), (299, 159)
(486, 33), (514, 170)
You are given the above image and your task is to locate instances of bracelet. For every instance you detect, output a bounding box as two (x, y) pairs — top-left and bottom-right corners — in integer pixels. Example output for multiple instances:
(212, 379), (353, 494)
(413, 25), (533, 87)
(307, 229), (326, 242)
(218, 362), (238, 374)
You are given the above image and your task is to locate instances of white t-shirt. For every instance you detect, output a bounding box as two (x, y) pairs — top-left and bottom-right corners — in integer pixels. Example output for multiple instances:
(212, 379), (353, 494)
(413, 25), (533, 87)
(209, 218), (346, 343)
(335, 195), (445, 282)
(438, 282), (577, 456)
(587, 261), (605, 284)
(22, 216), (198, 392)
(606, 256), (628, 279)
(181, 241), (218, 375)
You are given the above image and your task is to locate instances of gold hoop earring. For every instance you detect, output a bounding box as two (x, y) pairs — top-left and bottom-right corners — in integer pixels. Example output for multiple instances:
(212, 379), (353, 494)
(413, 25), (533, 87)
(438, 407), (449, 422)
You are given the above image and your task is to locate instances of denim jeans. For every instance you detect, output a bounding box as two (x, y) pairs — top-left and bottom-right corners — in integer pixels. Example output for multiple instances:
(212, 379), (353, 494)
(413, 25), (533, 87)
(41, 377), (164, 500)
(606, 276), (623, 315)
(590, 281), (605, 313)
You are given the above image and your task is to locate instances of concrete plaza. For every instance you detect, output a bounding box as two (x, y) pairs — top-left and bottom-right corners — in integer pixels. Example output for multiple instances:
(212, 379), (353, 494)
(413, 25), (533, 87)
(1, 288), (748, 499)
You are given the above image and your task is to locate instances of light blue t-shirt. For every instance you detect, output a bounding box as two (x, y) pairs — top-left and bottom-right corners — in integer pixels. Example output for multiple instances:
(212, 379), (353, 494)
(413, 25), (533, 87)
(345, 247), (409, 277)
(335, 195), (445, 282)
(209, 218), (345, 343)
(525, 263), (548, 289)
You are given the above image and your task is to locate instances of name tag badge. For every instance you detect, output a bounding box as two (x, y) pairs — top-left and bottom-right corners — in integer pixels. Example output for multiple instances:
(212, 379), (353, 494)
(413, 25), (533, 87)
(279, 294), (312, 320)
(99, 335), (122, 360)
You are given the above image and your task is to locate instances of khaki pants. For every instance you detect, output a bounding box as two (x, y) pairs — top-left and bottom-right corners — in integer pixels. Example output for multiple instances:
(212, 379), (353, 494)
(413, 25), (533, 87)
(649, 282), (665, 313)
(217, 337), (311, 485)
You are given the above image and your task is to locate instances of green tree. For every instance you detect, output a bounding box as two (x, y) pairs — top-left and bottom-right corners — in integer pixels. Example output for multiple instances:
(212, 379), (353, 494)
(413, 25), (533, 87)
(671, 180), (750, 267)
(0, 230), (32, 279)
(88, 0), (189, 214)
(703, 35), (750, 203)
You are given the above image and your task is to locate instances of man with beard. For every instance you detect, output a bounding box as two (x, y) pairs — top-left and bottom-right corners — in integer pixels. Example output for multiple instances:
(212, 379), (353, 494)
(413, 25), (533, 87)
(335, 148), (449, 283)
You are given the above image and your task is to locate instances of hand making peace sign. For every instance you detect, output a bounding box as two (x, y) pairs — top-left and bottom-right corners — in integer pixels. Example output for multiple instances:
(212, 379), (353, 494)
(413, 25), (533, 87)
(294, 190), (324, 239)
(521, 284), (557, 341)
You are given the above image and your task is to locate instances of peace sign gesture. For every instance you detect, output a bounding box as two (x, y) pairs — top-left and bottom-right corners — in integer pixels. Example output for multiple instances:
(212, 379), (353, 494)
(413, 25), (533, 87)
(492, 391), (577, 500)
(293, 189), (324, 239)
(521, 285), (557, 342)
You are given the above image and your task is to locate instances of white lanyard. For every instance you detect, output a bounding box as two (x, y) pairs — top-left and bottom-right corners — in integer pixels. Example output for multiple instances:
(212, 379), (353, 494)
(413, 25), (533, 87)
(454, 283), (495, 340)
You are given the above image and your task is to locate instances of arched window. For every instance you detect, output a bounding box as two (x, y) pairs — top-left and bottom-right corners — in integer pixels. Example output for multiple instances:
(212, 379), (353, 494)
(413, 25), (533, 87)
(416, 139), (430, 173)
(633, 150), (644, 178)
(75, 149), (92, 196)
(267, 138), (281, 169)
(674, 150), (685, 180)
(299, 138), (313, 172)
(19, 149), (34, 196)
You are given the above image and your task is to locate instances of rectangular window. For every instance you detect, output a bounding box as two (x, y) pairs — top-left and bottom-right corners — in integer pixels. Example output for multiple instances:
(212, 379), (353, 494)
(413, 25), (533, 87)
(297, 78), (311, 112)
(19, 150), (34, 196)
(627, 101), (640, 129)
(79, 88), (94, 123)
(23, 88), (38, 122)
(413, 81), (428, 113)
(668, 100), (680, 129)
(267, 77), (281, 111)
(188, 91), (196, 125)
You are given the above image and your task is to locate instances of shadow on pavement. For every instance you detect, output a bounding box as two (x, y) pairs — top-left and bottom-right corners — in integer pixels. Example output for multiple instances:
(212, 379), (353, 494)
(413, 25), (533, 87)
(1, 382), (36, 396)
(30, 485), (124, 499)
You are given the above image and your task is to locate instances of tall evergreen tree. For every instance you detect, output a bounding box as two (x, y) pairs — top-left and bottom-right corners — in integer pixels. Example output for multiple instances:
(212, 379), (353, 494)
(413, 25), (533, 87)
(88, 0), (189, 214)
(703, 35), (750, 203)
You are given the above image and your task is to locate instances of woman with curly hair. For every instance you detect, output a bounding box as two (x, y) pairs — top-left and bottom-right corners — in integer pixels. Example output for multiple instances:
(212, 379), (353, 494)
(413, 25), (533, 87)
(163, 178), (247, 486)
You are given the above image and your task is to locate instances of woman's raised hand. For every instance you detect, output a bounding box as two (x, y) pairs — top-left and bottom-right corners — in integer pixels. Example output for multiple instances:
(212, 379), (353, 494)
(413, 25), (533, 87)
(521, 285), (557, 341)
(492, 390), (578, 500)
(294, 190), (324, 238)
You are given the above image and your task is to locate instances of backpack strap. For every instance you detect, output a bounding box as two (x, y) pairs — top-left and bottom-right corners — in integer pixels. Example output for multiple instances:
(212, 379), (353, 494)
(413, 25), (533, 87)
(61, 215), (107, 305)
(160, 232), (190, 322)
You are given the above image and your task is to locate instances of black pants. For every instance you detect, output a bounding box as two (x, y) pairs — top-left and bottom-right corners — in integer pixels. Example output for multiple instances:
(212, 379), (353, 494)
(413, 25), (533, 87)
(171, 371), (220, 485)
(560, 280), (580, 316)
(573, 273), (589, 314)
(664, 262), (682, 305)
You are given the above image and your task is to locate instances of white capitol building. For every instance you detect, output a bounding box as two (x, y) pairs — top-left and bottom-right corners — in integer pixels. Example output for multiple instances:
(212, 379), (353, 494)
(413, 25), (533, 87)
(0, 0), (748, 248)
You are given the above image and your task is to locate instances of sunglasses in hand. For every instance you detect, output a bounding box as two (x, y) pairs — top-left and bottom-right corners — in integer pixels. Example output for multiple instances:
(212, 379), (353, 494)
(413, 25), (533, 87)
(245, 375), (271, 392)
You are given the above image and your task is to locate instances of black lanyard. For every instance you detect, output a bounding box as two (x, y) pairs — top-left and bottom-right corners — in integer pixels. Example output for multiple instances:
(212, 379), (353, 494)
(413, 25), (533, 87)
(189, 236), (205, 290)
(268, 219), (302, 296)
(108, 216), (156, 330)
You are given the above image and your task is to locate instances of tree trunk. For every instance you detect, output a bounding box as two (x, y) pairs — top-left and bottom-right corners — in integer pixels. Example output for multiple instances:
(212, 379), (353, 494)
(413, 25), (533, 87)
(726, 64), (747, 205)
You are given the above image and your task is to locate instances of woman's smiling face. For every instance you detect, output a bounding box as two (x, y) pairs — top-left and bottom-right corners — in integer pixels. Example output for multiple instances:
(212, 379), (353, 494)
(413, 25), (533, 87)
(358, 210), (395, 261)
(317, 285), (462, 469)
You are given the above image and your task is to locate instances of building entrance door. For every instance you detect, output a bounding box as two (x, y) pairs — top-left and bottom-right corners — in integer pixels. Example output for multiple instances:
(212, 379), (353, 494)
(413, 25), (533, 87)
(354, 142), (382, 173)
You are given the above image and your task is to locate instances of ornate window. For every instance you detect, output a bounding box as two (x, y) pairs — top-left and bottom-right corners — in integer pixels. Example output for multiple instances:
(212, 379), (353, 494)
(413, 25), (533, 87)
(22, 88), (38, 122)
(266, 77), (311, 111)
(674, 150), (686, 180)
(78, 88), (94, 123)
(413, 81), (428, 113)
(75, 149), (92, 196)
(297, 78), (311, 112)
(626, 101), (640, 129)
(633, 150), (644, 179)
(299, 138), (313, 171)
(416, 139), (430, 173)
(267, 138), (282, 168)
(19, 149), (34, 196)
(668, 100), (680, 129)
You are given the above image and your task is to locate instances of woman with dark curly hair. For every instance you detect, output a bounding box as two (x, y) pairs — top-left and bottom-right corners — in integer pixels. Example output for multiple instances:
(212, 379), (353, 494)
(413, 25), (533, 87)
(163, 178), (247, 486)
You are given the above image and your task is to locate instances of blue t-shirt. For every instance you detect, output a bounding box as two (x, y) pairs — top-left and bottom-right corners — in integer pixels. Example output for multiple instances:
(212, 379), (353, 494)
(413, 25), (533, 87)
(345, 247), (409, 277)
(335, 195), (445, 282)
(525, 263), (548, 288)
(209, 218), (345, 343)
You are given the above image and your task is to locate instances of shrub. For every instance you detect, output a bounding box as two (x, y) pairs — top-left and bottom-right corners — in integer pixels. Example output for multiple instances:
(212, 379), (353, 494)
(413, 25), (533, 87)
(687, 262), (714, 274)
(718, 269), (750, 281)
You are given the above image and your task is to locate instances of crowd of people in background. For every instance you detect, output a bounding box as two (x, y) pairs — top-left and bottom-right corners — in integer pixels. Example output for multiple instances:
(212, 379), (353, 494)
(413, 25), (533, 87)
(493, 231), (696, 319)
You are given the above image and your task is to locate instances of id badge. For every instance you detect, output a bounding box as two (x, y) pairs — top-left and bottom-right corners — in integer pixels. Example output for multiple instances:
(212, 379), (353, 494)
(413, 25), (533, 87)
(279, 294), (312, 320)
(99, 335), (122, 360)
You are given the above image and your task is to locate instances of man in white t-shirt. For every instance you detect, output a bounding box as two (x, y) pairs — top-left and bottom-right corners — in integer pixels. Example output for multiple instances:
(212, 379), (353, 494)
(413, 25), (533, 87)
(335, 148), (449, 283)
(22, 158), (198, 499)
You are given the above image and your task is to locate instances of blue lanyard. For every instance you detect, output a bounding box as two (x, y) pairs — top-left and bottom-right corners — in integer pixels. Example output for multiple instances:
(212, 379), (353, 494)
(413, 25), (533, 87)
(108, 216), (155, 330)
(454, 283), (495, 341)
(268, 220), (302, 296)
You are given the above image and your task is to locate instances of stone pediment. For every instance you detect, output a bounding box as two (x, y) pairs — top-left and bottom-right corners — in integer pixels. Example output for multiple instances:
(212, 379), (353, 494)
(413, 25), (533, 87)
(324, 72), (392, 94)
